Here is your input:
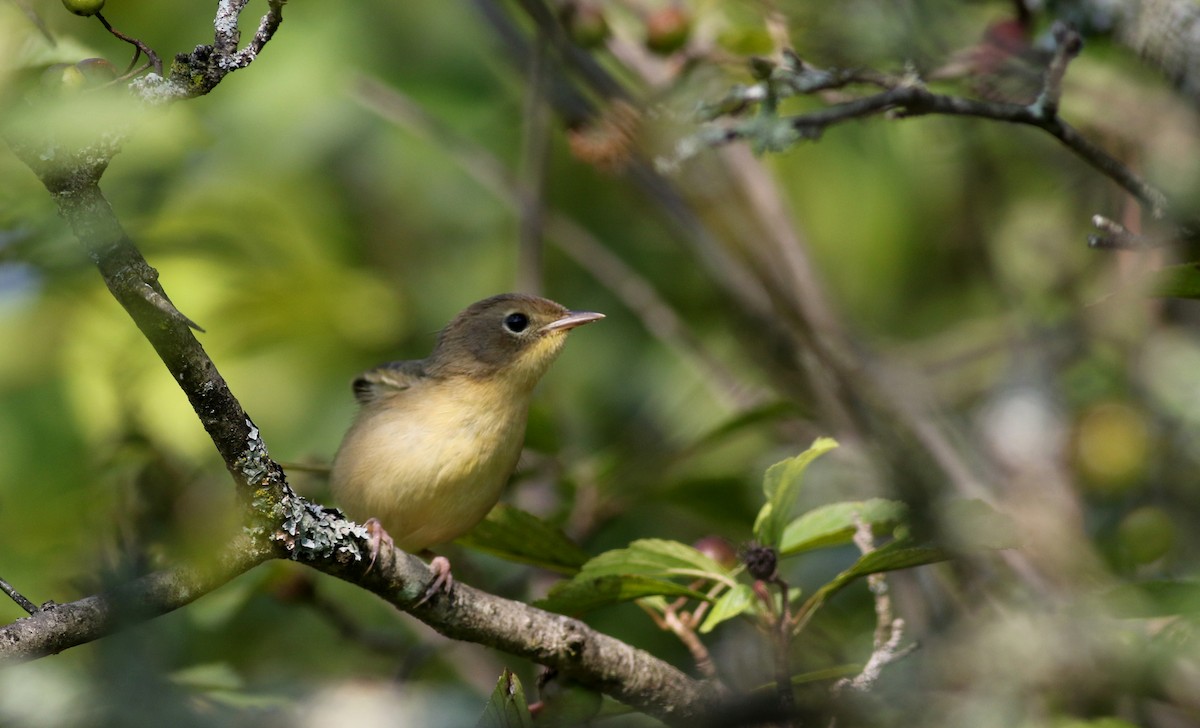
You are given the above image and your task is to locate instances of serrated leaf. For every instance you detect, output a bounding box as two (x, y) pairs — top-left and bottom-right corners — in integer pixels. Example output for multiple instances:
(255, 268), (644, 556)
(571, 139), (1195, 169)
(475, 669), (532, 728)
(536, 575), (708, 615)
(579, 539), (731, 581)
(754, 438), (839, 547)
(779, 499), (908, 556)
(456, 504), (590, 574)
(699, 584), (757, 633)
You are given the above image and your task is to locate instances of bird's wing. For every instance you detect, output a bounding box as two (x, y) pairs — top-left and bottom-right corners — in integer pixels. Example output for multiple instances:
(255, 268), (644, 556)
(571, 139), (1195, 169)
(352, 359), (427, 404)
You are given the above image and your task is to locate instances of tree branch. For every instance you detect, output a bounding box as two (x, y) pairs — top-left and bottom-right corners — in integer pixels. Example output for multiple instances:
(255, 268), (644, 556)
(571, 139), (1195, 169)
(130, 0), (285, 102)
(0, 503), (713, 724)
(0, 536), (273, 660)
(702, 82), (1169, 223)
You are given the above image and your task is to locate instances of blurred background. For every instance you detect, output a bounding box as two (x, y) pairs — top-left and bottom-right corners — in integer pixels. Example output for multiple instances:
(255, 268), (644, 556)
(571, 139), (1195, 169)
(1, 0), (1199, 725)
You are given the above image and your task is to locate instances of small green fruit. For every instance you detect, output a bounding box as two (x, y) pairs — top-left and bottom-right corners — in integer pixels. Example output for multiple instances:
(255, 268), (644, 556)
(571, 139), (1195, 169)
(62, 0), (105, 17)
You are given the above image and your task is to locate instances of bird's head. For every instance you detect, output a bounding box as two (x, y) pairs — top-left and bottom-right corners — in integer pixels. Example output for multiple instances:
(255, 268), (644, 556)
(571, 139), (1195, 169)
(429, 293), (603, 390)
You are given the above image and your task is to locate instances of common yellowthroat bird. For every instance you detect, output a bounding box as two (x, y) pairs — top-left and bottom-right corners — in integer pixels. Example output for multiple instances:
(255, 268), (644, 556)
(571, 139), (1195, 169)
(330, 293), (603, 601)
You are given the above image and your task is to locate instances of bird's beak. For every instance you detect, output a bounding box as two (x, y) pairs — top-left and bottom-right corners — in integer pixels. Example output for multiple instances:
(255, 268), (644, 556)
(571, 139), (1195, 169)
(541, 310), (605, 333)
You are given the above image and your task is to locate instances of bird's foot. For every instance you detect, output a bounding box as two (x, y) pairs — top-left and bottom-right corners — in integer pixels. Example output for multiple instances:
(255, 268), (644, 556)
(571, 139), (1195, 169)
(363, 517), (395, 574)
(414, 556), (454, 607)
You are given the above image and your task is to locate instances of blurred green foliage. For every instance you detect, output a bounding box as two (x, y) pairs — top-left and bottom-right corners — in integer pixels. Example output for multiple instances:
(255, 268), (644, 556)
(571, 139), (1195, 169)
(2, 0), (1200, 726)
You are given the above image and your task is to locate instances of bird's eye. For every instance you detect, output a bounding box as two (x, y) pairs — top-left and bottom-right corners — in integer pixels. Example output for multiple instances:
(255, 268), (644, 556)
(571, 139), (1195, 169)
(503, 312), (529, 333)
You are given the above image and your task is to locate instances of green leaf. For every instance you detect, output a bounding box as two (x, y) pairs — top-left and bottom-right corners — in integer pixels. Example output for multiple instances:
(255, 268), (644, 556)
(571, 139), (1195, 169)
(754, 437), (839, 547)
(804, 540), (949, 618)
(579, 539), (732, 581)
(699, 583), (757, 633)
(1150, 262), (1200, 299)
(536, 575), (708, 615)
(456, 504), (591, 575)
(475, 669), (533, 728)
(535, 539), (731, 615)
(779, 498), (908, 556)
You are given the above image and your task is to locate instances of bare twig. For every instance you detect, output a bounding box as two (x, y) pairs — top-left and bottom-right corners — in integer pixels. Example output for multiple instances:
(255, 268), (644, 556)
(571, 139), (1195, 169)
(0, 576), (39, 616)
(163, 0), (286, 100)
(216, 0), (286, 72)
(1088, 214), (1172, 250)
(96, 12), (162, 76)
(661, 602), (719, 680)
(831, 516), (916, 696)
(0, 537), (273, 659)
(832, 618), (916, 695)
(850, 516), (893, 648)
(1031, 22), (1083, 119)
(700, 82), (1168, 221)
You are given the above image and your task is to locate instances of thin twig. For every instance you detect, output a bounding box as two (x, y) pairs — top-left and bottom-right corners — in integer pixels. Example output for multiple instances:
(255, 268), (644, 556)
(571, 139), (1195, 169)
(1088, 214), (1171, 250)
(223, 0), (286, 70)
(164, 0), (286, 99)
(96, 12), (161, 76)
(661, 602), (719, 680)
(0, 576), (39, 616)
(832, 516), (915, 696)
(704, 83), (1170, 221)
(1032, 22), (1083, 118)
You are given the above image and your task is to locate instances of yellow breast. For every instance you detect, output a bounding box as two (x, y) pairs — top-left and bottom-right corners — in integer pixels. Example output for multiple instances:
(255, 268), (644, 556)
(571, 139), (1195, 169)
(329, 376), (531, 552)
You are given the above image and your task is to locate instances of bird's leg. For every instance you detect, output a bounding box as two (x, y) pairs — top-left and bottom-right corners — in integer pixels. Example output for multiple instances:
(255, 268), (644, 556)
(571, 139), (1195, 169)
(414, 555), (454, 607)
(362, 523), (451, 605)
(363, 517), (395, 574)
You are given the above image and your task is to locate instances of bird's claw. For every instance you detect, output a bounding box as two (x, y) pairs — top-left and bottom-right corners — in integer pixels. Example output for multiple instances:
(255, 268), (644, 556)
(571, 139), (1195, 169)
(363, 517), (395, 574)
(414, 555), (453, 607)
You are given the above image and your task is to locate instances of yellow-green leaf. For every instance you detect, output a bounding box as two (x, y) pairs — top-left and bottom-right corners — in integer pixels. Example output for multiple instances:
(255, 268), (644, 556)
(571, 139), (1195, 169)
(536, 575), (708, 615)
(780, 499), (908, 556)
(578, 539), (732, 581)
(754, 437), (839, 547)
(699, 584), (757, 633)
(810, 540), (948, 609)
(475, 670), (532, 728)
(456, 504), (590, 575)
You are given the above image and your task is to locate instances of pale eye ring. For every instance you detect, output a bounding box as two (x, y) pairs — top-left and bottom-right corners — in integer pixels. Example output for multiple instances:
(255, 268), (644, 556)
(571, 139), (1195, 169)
(503, 312), (529, 333)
